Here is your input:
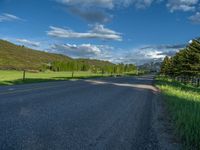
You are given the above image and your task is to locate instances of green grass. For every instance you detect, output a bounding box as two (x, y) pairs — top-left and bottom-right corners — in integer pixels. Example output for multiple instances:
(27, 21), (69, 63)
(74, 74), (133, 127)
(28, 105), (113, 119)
(156, 77), (200, 149)
(0, 70), (111, 85)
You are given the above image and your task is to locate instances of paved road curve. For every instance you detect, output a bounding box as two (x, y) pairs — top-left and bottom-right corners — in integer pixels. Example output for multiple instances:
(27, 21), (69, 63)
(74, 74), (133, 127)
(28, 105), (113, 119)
(0, 75), (164, 150)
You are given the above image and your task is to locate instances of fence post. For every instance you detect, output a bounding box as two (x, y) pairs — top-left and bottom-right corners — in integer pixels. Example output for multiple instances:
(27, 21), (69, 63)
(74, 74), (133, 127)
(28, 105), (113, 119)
(72, 71), (74, 78)
(23, 70), (26, 81)
(197, 78), (200, 87)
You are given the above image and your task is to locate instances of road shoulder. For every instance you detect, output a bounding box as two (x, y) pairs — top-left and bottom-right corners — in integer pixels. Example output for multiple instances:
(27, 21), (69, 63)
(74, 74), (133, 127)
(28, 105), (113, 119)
(152, 92), (182, 150)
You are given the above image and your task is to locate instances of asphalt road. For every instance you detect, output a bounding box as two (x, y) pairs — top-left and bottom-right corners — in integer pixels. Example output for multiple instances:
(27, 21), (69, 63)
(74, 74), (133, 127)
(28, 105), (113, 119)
(0, 75), (170, 150)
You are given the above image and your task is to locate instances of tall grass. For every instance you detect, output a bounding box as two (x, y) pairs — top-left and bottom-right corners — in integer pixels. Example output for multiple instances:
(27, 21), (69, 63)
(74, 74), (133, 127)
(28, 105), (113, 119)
(156, 77), (200, 149)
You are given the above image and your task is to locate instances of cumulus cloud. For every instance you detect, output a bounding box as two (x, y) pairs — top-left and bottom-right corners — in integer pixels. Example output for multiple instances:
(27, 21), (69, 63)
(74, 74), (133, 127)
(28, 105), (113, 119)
(117, 51), (165, 65)
(48, 42), (185, 65)
(140, 44), (186, 50)
(49, 43), (114, 59)
(167, 0), (198, 12)
(16, 39), (40, 47)
(69, 7), (112, 23)
(57, 0), (155, 9)
(56, 0), (156, 23)
(47, 24), (122, 41)
(133, 0), (154, 9)
(0, 13), (22, 22)
(57, 0), (115, 9)
(116, 44), (186, 65)
(189, 12), (200, 24)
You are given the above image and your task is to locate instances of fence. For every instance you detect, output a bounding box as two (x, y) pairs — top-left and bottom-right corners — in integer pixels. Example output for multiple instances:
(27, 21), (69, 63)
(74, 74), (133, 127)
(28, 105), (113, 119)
(175, 76), (200, 87)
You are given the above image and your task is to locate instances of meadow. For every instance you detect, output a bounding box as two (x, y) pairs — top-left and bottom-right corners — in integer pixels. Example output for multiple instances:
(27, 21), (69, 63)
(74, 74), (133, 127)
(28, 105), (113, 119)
(156, 77), (200, 149)
(0, 70), (112, 85)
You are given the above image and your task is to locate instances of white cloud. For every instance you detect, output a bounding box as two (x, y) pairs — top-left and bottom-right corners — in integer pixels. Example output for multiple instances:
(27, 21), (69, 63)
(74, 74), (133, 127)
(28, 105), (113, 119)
(57, 0), (114, 9)
(167, 0), (198, 12)
(47, 24), (122, 41)
(113, 44), (185, 65)
(51, 43), (101, 57)
(0, 13), (22, 22)
(115, 50), (165, 65)
(49, 43), (114, 59)
(48, 42), (185, 65)
(56, 0), (155, 9)
(189, 12), (200, 24)
(57, 0), (200, 15)
(133, 0), (154, 9)
(57, 0), (155, 23)
(69, 7), (112, 23)
(16, 39), (40, 47)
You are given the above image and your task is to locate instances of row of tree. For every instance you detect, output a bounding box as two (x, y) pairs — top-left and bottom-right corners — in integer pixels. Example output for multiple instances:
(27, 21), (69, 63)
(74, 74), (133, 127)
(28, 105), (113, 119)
(160, 38), (200, 83)
(42, 60), (137, 74)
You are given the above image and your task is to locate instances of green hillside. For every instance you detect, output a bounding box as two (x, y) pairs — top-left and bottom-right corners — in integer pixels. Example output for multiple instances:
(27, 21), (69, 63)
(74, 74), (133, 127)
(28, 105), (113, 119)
(0, 40), (72, 70)
(0, 40), (113, 71)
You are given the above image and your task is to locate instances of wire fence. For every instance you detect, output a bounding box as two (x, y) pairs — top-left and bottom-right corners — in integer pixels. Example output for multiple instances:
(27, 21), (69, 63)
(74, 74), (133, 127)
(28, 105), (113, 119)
(175, 76), (200, 87)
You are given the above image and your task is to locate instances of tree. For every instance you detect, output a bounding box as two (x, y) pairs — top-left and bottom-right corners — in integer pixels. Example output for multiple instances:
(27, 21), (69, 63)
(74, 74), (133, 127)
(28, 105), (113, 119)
(160, 38), (200, 79)
(160, 56), (173, 76)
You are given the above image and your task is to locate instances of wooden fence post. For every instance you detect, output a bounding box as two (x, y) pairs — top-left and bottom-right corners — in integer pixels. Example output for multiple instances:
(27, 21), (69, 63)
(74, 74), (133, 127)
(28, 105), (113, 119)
(197, 78), (200, 87)
(23, 70), (26, 81)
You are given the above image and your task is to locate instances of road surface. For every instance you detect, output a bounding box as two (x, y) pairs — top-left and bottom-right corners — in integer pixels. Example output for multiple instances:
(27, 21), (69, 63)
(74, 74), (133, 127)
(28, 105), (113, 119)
(0, 75), (177, 150)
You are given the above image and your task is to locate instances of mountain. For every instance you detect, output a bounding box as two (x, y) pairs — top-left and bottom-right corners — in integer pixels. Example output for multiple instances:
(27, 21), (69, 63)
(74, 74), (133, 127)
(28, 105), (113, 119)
(0, 40), (113, 71)
(138, 62), (161, 72)
(76, 58), (114, 67)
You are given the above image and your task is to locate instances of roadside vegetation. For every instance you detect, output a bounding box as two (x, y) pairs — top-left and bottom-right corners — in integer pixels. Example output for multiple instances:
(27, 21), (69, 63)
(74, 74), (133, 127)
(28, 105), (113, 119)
(157, 38), (200, 149)
(0, 71), (104, 85)
(156, 77), (200, 149)
(0, 70), (139, 86)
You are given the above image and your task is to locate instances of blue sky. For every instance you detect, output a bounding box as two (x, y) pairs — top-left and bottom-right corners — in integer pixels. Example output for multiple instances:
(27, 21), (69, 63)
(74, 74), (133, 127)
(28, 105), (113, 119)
(0, 0), (200, 64)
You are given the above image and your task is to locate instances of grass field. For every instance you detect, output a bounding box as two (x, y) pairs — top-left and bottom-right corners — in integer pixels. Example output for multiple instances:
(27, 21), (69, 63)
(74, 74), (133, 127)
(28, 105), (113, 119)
(0, 70), (112, 85)
(156, 77), (200, 149)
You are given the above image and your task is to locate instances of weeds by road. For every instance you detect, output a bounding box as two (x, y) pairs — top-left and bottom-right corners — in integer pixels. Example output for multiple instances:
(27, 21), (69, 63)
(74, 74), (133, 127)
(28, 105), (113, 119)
(156, 77), (200, 149)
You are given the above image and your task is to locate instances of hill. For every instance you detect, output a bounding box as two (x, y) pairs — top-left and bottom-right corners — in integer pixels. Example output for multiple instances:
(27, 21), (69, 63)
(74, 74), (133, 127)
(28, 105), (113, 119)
(0, 40), (72, 70)
(0, 40), (113, 71)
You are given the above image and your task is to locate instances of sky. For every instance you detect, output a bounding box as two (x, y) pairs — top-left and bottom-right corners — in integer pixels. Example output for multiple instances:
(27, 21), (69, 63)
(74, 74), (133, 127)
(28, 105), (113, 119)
(0, 0), (200, 65)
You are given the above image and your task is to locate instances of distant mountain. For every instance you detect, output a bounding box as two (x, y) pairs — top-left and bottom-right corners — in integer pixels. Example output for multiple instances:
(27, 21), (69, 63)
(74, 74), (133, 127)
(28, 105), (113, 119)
(76, 58), (114, 67)
(0, 40), (114, 70)
(138, 62), (162, 72)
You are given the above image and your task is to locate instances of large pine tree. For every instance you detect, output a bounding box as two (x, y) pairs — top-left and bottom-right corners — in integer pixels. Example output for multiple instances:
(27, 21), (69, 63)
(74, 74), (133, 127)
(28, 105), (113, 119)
(160, 38), (200, 78)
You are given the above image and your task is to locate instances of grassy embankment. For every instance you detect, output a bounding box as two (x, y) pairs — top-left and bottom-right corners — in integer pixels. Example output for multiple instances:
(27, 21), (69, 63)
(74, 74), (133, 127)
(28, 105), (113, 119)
(156, 77), (200, 149)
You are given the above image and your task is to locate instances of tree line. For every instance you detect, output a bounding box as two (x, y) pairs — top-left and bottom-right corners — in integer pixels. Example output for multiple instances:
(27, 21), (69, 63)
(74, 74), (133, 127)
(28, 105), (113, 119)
(160, 38), (200, 86)
(42, 60), (137, 75)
